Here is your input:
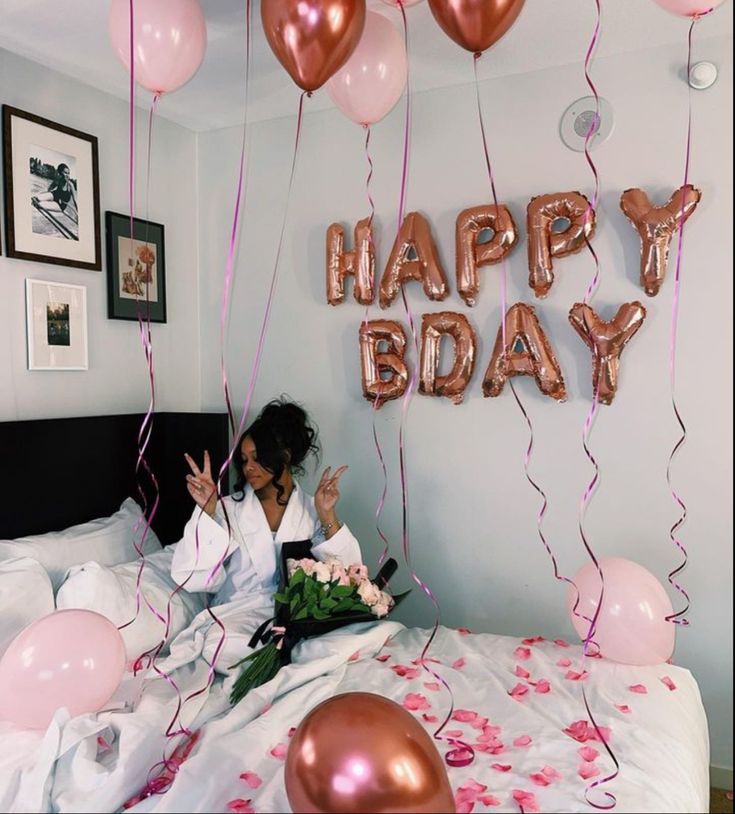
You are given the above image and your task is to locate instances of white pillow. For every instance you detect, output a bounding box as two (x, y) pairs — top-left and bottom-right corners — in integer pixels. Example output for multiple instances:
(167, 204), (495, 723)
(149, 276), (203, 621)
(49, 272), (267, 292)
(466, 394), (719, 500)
(0, 557), (55, 656)
(0, 498), (161, 591)
(56, 547), (206, 664)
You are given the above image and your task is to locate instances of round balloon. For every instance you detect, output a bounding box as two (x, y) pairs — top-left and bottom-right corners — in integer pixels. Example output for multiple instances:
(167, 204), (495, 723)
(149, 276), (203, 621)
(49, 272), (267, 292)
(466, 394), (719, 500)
(285, 692), (455, 813)
(326, 11), (407, 125)
(568, 558), (675, 666)
(427, 0), (525, 55)
(651, 0), (725, 17)
(109, 0), (207, 94)
(0, 610), (126, 730)
(261, 0), (366, 92)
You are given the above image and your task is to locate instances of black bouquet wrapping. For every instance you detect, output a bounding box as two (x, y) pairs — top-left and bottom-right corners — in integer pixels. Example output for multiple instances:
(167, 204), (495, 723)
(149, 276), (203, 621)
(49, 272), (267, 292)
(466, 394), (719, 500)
(229, 540), (407, 705)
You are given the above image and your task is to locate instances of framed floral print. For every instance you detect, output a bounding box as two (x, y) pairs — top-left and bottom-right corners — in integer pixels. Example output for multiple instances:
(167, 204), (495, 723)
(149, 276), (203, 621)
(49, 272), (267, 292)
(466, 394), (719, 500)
(3, 106), (101, 270)
(105, 211), (167, 323)
(25, 279), (88, 371)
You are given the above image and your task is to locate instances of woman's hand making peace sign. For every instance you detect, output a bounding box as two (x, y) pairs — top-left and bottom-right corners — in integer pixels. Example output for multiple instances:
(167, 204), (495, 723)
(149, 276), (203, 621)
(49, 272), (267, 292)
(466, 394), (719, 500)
(314, 465), (348, 533)
(184, 450), (218, 516)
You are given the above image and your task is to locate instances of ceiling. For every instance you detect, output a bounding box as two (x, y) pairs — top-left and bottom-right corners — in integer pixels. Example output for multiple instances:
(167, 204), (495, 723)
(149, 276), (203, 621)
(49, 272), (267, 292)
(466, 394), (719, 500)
(0, 0), (731, 131)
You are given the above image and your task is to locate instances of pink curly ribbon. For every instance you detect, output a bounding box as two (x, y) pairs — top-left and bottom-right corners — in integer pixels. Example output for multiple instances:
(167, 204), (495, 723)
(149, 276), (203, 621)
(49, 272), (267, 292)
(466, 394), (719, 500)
(665, 18), (700, 627)
(575, 2), (620, 807)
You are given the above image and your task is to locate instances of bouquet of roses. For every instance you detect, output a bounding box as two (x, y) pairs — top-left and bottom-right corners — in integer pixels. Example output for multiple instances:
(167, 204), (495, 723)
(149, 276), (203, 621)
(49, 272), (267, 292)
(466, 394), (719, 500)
(229, 541), (407, 705)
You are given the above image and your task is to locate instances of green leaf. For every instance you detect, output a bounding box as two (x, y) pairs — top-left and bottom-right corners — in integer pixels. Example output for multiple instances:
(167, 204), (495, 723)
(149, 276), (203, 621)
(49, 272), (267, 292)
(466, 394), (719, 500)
(333, 597), (354, 613)
(293, 606), (310, 621)
(351, 602), (372, 614)
(290, 569), (306, 587)
(273, 592), (289, 605)
(290, 596), (300, 613)
(303, 578), (316, 598)
(331, 585), (354, 598)
(320, 597), (339, 610)
(312, 607), (329, 620)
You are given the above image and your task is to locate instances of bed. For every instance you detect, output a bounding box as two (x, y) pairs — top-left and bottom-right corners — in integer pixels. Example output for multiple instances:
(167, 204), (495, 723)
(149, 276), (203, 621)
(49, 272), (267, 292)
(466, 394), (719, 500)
(0, 415), (710, 814)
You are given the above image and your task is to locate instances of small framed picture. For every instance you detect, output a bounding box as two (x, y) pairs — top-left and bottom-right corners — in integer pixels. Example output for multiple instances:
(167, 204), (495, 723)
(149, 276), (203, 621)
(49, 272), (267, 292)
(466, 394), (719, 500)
(2, 106), (101, 270)
(25, 279), (88, 371)
(105, 211), (166, 323)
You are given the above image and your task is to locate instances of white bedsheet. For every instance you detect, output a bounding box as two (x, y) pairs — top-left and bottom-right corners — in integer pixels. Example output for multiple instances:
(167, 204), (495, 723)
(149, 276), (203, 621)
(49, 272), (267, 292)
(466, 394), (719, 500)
(0, 624), (709, 813)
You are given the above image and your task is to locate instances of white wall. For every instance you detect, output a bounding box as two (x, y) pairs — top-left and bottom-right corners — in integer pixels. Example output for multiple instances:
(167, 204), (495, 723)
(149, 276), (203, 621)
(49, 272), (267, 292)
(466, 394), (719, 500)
(0, 49), (201, 420)
(197, 37), (733, 769)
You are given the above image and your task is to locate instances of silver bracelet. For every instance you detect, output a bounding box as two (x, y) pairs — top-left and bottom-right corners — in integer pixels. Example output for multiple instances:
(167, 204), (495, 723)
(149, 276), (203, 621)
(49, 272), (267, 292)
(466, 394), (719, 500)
(320, 519), (340, 535)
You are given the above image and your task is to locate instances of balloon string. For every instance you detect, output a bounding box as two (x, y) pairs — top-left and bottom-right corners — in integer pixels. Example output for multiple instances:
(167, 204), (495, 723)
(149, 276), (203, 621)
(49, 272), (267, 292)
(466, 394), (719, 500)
(575, 2), (619, 807)
(393, 3), (471, 768)
(471, 54), (581, 609)
(361, 124), (391, 567)
(665, 18), (698, 626)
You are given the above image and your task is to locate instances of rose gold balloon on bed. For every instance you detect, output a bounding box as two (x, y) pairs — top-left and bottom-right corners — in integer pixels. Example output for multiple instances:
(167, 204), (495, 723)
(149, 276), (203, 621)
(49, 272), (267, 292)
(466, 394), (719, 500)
(427, 0), (525, 55)
(285, 692), (456, 813)
(261, 0), (366, 92)
(619, 185), (701, 297)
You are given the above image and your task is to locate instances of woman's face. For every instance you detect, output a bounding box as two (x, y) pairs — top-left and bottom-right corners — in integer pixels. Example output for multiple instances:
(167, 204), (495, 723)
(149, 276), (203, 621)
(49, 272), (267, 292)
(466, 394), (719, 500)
(240, 435), (274, 491)
(60, 167), (70, 181)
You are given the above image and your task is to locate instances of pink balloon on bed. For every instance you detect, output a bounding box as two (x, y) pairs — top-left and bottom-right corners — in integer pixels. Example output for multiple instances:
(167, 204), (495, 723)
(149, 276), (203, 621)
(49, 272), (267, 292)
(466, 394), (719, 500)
(108, 0), (207, 95)
(0, 610), (126, 730)
(567, 558), (675, 666)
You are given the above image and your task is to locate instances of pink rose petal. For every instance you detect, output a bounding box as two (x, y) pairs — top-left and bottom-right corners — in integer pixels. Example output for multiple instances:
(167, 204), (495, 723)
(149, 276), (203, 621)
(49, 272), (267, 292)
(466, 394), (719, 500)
(446, 729), (465, 738)
(514, 665), (531, 679)
(554, 639), (570, 648)
(458, 627), (473, 636)
(514, 647), (532, 661)
(512, 789), (540, 813)
(239, 772), (262, 789)
(542, 765), (562, 780)
(375, 654), (391, 662)
(563, 720), (611, 744)
(522, 636), (545, 645)
(509, 683), (529, 701)
(513, 735), (532, 747)
(452, 657), (467, 670)
(392, 664), (421, 680)
(615, 704), (632, 714)
(491, 763), (512, 772)
(479, 795), (501, 806)
(660, 676), (677, 691)
(578, 761), (600, 780)
(422, 713), (438, 723)
(556, 657), (572, 668)
(348, 650), (360, 662)
(629, 684), (648, 694)
(403, 692), (430, 711)
(227, 799), (255, 813)
(269, 743), (288, 760)
(469, 716), (489, 731)
(529, 772), (551, 787)
(453, 709), (479, 723)
(424, 681), (441, 692)
(578, 746), (599, 762)
(565, 670), (589, 682)
(455, 801), (475, 814)
(534, 679), (551, 694)
(97, 736), (112, 752)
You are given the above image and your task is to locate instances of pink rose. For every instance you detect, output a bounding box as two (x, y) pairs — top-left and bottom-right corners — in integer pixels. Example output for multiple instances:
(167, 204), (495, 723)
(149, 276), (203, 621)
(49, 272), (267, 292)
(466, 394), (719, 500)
(357, 581), (381, 607)
(371, 601), (391, 618)
(298, 558), (316, 576)
(312, 562), (332, 583)
(331, 565), (351, 586)
(348, 563), (369, 584)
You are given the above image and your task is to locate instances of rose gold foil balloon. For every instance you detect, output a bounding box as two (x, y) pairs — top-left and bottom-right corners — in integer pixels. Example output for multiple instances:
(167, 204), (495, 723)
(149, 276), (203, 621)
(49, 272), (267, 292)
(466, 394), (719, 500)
(261, 0), (366, 92)
(419, 312), (476, 405)
(380, 212), (449, 309)
(569, 301), (647, 405)
(427, 0), (525, 55)
(483, 302), (566, 401)
(326, 219), (375, 305)
(359, 320), (408, 407)
(620, 185), (701, 297)
(285, 692), (456, 813)
(456, 203), (518, 306)
(526, 192), (596, 298)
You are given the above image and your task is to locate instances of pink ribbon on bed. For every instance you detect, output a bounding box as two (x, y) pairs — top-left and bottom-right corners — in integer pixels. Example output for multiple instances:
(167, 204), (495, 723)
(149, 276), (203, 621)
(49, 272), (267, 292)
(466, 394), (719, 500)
(664, 17), (700, 627)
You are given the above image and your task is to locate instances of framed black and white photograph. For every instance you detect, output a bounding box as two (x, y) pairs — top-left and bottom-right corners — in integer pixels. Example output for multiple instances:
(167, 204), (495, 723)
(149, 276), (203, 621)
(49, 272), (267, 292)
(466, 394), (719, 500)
(105, 211), (166, 323)
(3, 106), (101, 270)
(25, 279), (88, 371)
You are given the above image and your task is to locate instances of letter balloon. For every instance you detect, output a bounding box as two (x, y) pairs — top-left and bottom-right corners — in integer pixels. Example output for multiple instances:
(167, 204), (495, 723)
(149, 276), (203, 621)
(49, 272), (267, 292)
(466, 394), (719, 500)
(419, 312), (476, 405)
(285, 692), (456, 813)
(620, 185), (701, 297)
(569, 301), (647, 405)
(359, 320), (408, 407)
(261, 0), (366, 92)
(326, 219), (375, 305)
(109, 0), (207, 95)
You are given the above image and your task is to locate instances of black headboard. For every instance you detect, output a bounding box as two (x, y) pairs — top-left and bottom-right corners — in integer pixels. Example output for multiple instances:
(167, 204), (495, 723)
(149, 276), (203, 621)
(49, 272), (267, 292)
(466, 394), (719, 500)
(0, 412), (230, 544)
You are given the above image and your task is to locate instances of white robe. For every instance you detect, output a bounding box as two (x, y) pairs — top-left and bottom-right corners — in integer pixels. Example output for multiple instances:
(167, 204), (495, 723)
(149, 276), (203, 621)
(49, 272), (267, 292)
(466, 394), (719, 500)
(164, 483), (362, 675)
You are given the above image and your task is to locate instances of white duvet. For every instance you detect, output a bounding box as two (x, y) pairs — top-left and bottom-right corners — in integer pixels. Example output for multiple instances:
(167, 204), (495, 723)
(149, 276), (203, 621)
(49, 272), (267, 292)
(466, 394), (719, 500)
(0, 623), (709, 814)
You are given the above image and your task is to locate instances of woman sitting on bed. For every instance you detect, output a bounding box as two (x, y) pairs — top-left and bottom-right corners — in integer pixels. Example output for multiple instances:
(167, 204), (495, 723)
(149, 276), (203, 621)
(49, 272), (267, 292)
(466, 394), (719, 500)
(168, 398), (362, 674)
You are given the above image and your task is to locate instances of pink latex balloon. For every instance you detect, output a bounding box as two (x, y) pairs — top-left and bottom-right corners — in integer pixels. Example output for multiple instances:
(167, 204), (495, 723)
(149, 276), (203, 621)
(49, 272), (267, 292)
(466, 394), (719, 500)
(568, 558), (675, 666)
(651, 0), (725, 16)
(326, 11), (407, 125)
(109, 0), (207, 94)
(0, 610), (126, 730)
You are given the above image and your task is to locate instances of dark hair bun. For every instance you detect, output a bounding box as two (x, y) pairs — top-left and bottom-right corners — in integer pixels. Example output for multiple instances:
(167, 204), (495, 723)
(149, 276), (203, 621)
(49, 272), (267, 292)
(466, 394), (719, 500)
(258, 399), (318, 470)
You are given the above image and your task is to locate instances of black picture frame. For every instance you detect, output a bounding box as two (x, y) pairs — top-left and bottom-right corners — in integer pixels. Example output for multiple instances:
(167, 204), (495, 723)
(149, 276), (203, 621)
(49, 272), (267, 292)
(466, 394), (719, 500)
(2, 105), (101, 270)
(105, 211), (167, 324)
